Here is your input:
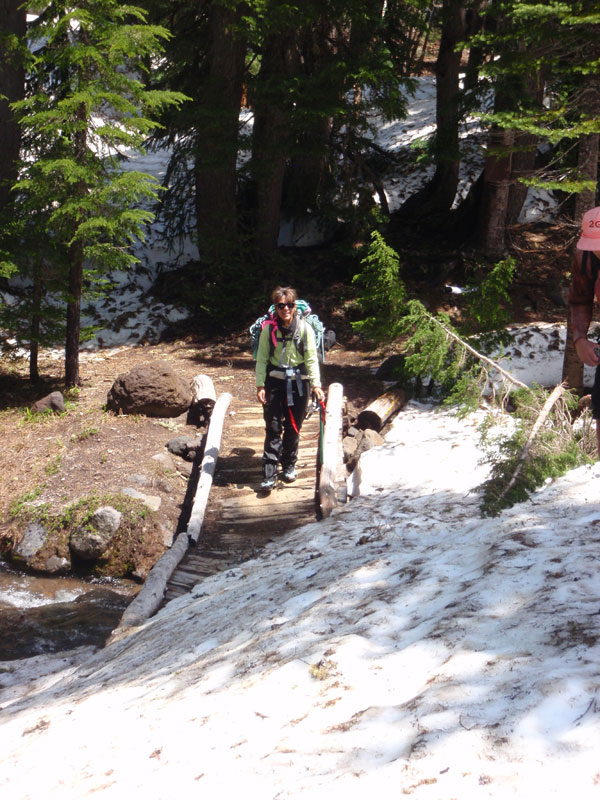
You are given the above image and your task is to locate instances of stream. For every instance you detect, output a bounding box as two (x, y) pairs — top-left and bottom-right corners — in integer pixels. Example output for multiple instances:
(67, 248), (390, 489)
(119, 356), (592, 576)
(0, 559), (138, 661)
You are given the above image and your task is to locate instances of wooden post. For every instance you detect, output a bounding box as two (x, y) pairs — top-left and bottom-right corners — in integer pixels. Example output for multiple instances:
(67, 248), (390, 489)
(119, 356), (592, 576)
(357, 387), (406, 431)
(319, 382), (344, 518)
(188, 374), (217, 425)
(187, 391), (232, 544)
(110, 391), (233, 635)
(112, 531), (190, 633)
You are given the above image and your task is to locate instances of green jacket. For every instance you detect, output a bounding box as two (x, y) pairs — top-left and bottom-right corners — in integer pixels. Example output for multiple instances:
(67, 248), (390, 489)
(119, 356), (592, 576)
(255, 318), (321, 388)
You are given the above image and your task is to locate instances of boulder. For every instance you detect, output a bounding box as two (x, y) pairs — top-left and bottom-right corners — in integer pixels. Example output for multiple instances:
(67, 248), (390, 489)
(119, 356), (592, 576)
(121, 488), (162, 512)
(70, 529), (111, 562)
(359, 428), (385, 454)
(30, 391), (65, 414)
(13, 522), (49, 562)
(44, 556), (70, 574)
(70, 506), (122, 561)
(166, 435), (204, 461)
(343, 428), (385, 471)
(106, 360), (191, 417)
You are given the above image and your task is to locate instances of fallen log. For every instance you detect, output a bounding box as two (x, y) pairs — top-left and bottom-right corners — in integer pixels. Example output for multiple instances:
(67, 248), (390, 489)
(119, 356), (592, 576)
(319, 382), (344, 518)
(357, 387), (406, 432)
(493, 382), (566, 509)
(188, 374), (217, 425)
(110, 391), (232, 634)
(187, 391), (232, 544)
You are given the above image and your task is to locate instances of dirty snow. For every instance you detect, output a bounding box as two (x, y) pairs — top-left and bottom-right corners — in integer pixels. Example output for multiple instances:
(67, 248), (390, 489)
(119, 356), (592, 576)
(2, 379), (600, 798)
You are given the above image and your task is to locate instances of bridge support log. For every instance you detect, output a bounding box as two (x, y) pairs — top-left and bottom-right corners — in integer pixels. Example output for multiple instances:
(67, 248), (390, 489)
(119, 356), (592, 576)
(357, 387), (406, 432)
(111, 391), (232, 634)
(319, 382), (344, 518)
(187, 391), (232, 544)
(188, 374), (217, 425)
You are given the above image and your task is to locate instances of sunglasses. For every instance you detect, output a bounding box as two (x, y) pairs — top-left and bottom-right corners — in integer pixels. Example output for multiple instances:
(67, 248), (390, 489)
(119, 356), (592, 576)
(276, 302), (295, 310)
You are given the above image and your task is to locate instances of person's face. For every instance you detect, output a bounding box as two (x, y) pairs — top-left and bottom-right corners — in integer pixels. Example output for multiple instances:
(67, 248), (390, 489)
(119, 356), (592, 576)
(274, 296), (296, 326)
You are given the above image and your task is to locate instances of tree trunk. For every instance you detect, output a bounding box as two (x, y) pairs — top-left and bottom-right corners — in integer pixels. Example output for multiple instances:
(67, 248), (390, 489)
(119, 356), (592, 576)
(65, 238), (83, 387)
(480, 125), (514, 259)
(29, 263), (42, 382)
(0, 0), (26, 213)
(506, 67), (545, 225)
(428, 0), (466, 210)
(562, 315), (584, 390)
(395, 0), (466, 217)
(194, 2), (246, 271)
(251, 31), (299, 257)
(282, 17), (339, 217)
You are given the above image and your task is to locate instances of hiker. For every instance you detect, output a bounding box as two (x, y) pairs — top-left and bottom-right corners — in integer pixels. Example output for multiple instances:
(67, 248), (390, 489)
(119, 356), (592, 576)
(569, 205), (600, 455)
(256, 285), (325, 492)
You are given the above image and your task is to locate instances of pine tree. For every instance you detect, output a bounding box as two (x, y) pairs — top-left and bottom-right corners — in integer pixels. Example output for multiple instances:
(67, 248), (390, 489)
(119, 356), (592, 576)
(9, 1), (187, 386)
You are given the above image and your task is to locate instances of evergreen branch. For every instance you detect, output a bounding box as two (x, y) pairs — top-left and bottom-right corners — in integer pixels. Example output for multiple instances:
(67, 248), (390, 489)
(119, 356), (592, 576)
(492, 382), (567, 509)
(417, 308), (529, 390)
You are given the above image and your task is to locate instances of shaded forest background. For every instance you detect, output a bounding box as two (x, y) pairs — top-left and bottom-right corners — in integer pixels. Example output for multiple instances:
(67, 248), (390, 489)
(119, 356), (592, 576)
(0, 0), (598, 387)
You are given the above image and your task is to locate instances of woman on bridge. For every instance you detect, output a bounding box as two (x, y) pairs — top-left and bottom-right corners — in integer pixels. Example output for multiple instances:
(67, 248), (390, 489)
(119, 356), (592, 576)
(256, 286), (325, 492)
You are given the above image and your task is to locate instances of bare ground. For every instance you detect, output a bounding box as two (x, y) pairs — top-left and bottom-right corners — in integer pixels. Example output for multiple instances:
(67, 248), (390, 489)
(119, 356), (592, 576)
(0, 223), (575, 581)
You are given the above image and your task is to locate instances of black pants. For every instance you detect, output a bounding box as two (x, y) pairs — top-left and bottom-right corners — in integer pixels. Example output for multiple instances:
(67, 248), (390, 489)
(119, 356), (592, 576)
(592, 365), (600, 419)
(262, 374), (309, 478)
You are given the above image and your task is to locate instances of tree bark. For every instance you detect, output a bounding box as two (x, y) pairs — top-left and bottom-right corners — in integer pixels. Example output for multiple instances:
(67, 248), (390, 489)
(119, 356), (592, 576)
(396, 0), (467, 217)
(427, 0), (466, 210)
(29, 262), (42, 382)
(0, 0), (26, 213)
(357, 388), (407, 432)
(65, 238), (83, 387)
(251, 31), (299, 257)
(480, 125), (514, 259)
(318, 382), (344, 518)
(187, 392), (232, 544)
(194, 2), (246, 270)
(65, 106), (87, 388)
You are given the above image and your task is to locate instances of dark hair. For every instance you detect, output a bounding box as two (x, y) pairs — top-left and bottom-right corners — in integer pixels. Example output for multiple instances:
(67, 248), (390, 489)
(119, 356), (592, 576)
(271, 285), (297, 304)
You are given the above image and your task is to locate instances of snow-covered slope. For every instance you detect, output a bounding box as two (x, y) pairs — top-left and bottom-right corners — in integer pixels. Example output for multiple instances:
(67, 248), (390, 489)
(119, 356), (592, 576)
(2, 403), (600, 799)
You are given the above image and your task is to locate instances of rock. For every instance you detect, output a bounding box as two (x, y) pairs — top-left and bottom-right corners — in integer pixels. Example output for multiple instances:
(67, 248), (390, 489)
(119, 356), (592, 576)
(91, 506), (122, 538)
(121, 488), (162, 512)
(324, 329), (337, 351)
(106, 360), (191, 417)
(13, 522), (49, 561)
(70, 529), (112, 561)
(30, 391), (65, 414)
(166, 435), (204, 461)
(175, 460), (193, 478)
(375, 354), (406, 382)
(44, 556), (70, 574)
(70, 506), (122, 562)
(159, 522), (175, 548)
(152, 452), (176, 470)
(342, 435), (358, 465)
(358, 428), (385, 455)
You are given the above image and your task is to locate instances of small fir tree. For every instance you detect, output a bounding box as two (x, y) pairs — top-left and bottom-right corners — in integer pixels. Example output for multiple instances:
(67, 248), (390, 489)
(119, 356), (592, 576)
(9, 1), (187, 385)
(351, 231), (594, 512)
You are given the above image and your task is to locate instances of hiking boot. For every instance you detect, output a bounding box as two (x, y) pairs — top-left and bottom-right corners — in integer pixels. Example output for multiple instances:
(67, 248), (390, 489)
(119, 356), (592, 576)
(260, 475), (276, 492)
(282, 466), (297, 483)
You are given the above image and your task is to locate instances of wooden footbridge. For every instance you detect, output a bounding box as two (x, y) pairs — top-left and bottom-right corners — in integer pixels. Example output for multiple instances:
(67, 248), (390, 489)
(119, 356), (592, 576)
(113, 379), (345, 634)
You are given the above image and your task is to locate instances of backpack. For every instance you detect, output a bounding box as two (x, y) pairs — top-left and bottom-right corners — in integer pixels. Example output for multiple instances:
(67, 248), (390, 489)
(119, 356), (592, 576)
(249, 299), (327, 362)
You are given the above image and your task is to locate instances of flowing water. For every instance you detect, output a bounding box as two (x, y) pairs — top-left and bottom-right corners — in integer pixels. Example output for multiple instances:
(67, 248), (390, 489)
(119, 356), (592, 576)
(0, 559), (138, 661)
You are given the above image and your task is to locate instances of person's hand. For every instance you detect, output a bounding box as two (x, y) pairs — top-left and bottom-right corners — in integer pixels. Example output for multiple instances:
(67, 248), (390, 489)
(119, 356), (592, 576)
(257, 387), (266, 405)
(312, 387), (325, 403)
(575, 338), (600, 367)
